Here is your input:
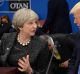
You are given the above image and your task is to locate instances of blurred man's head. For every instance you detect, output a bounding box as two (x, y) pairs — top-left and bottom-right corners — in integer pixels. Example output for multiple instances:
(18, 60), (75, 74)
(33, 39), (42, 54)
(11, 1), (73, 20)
(70, 2), (80, 26)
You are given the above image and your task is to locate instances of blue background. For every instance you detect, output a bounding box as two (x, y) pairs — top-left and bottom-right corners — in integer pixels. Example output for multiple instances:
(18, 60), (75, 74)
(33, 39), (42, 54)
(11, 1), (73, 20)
(0, 0), (79, 32)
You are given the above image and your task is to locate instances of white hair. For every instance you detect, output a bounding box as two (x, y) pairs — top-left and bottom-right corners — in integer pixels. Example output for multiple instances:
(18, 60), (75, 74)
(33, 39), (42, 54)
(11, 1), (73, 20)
(70, 2), (80, 14)
(12, 8), (39, 30)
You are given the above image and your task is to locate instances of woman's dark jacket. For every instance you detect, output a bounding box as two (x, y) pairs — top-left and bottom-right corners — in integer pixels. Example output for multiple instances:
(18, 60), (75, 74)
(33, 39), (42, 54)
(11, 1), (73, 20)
(0, 32), (50, 74)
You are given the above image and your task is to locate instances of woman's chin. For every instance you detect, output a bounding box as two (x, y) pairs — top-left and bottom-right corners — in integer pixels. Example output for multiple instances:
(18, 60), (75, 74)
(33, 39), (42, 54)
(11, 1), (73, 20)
(30, 33), (35, 36)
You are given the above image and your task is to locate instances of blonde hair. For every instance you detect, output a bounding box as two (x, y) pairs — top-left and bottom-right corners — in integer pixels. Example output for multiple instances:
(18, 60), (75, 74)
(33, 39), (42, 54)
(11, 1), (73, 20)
(70, 2), (80, 14)
(12, 8), (39, 30)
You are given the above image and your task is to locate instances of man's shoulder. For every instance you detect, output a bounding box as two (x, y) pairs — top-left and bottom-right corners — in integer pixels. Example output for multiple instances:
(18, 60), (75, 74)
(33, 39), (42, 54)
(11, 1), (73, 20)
(69, 32), (80, 40)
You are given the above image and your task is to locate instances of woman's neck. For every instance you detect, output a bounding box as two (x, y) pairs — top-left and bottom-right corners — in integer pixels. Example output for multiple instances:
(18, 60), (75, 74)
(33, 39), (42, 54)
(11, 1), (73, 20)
(18, 32), (31, 43)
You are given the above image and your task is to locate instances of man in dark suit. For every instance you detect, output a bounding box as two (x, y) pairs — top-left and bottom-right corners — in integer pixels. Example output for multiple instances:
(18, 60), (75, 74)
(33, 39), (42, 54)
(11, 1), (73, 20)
(39, 34), (75, 74)
(0, 15), (11, 39)
(41, 0), (72, 34)
(68, 2), (80, 74)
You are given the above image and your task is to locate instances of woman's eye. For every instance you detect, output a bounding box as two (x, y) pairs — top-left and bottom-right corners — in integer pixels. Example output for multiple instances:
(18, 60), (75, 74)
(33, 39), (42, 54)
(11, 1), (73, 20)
(28, 22), (33, 24)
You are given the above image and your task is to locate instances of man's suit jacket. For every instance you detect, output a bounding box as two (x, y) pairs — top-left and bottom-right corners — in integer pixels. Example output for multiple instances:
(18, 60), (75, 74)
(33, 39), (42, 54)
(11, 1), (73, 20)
(0, 24), (11, 39)
(48, 33), (80, 74)
(42, 0), (72, 34)
(47, 34), (74, 74)
(68, 33), (80, 74)
(68, 40), (80, 74)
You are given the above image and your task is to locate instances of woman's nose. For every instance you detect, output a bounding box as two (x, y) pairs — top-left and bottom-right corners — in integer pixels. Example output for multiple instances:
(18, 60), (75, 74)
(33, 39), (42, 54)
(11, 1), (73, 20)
(33, 23), (37, 28)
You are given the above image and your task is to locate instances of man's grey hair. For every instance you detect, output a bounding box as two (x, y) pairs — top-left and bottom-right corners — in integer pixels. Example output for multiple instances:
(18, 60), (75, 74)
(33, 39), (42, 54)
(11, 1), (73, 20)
(12, 8), (39, 30)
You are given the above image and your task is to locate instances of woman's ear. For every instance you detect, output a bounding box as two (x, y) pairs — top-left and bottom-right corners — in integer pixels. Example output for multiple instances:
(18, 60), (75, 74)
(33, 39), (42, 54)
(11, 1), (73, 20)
(18, 27), (22, 31)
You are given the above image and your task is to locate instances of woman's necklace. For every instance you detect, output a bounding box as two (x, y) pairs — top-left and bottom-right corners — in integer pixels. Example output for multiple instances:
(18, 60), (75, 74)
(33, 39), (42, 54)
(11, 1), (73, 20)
(17, 34), (31, 46)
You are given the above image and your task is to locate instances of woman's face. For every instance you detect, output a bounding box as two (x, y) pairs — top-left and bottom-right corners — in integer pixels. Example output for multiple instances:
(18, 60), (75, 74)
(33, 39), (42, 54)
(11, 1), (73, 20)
(19, 20), (38, 36)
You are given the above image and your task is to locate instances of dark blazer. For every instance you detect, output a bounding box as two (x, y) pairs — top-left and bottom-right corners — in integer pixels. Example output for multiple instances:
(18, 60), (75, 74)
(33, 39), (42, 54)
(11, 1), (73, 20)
(68, 33), (80, 74)
(50, 33), (80, 74)
(48, 34), (74, 74)
(0, 23), (11, 39)
(38, 33), (75, 74)
(0, 32), (51, 74)
(42, 0), (72, 34)
(51, 34), (74, 61)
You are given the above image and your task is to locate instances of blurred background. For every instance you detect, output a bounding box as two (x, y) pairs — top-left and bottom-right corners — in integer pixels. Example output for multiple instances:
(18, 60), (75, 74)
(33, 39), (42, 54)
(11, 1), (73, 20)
(0, 0), (79, 32)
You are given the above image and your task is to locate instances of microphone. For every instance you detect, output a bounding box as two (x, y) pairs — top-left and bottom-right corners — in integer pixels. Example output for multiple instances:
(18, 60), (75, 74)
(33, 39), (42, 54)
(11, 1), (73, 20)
(46, 52), (54, 74)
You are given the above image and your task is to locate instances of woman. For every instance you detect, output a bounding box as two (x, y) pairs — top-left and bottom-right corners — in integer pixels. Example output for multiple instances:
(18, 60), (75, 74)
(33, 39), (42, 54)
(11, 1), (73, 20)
(0, 8), (50, 74)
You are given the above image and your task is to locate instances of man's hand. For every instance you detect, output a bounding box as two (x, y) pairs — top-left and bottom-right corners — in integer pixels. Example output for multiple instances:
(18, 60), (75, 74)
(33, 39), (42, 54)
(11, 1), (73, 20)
(59, 59), (70, 68)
